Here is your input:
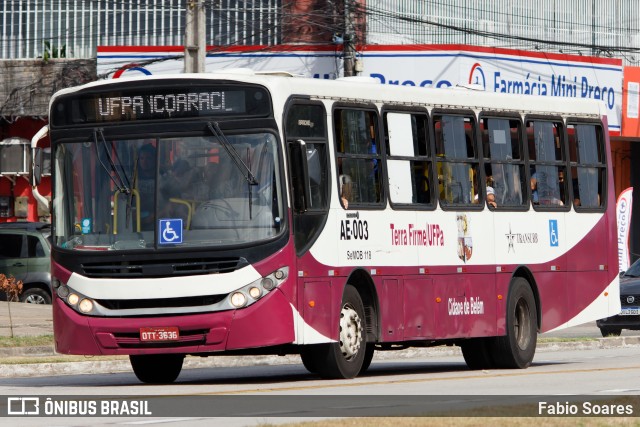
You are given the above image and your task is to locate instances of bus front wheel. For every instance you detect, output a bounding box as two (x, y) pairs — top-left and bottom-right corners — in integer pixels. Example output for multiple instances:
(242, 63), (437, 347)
(129, 354), (184, 384)
(313, 285), (367, 379)
(492, 278), (537, 369)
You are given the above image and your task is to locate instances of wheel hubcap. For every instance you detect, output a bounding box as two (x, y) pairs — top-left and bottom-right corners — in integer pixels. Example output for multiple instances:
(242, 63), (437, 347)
(25, 295), (46, 304)
(339, 303), (362, 360)
(514, 298), (531, 350)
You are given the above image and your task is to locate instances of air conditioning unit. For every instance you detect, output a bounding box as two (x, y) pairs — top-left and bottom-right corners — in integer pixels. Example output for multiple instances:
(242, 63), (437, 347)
(0, 137), (30, 175)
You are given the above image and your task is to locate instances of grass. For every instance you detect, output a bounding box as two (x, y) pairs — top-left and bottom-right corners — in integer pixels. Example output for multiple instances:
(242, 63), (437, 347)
(0, 334), (54, 348)
(1, 354), (127, 364)
(538, 336), (599, 343)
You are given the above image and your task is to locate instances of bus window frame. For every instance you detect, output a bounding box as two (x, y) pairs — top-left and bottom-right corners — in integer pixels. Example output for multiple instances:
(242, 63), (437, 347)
(381, 105), (436, 211)
(566, 118), (607, 213)
(284, 97), (331, 213)
(524, 114), (571, 212)
(283, 97), (331, 256)
(332, 102), (386, 211)
(431, 108), (483, 212)
(477, 111), (529, 212)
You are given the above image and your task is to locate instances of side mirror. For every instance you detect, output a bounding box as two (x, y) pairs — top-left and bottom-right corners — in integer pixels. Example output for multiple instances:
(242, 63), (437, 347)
(289, 139), (311, 213)
(30, 125), (49, 186)
(32, 147), (43, 186)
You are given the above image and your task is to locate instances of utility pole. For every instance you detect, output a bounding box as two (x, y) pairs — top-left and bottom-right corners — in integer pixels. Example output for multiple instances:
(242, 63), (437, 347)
(185, 0), (206, 73)
(343, 0), (356, 77)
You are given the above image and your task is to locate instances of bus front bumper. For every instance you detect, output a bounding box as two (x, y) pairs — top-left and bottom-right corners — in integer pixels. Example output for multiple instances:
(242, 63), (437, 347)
(52, 289), (295, 356)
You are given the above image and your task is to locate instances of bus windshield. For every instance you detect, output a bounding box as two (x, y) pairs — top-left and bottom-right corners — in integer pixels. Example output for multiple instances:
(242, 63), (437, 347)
(53, 131), (284, 251)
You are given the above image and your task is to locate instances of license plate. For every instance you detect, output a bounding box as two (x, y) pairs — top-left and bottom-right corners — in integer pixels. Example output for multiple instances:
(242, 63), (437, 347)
(620, 307), (640, 316)
(140, 327), (180, 342)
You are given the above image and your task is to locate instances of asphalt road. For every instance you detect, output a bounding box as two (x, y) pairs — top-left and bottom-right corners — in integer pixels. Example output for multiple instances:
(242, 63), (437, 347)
(2, 345), (640, 426)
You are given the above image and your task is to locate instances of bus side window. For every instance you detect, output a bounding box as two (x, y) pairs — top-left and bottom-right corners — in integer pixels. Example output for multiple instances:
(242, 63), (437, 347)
(480, 116), (526, 208)
(433, 113), (479, 208)
(384, 111), (433, 207)
(526, 119), (567, 208)
(334, 108), (383, 207)
(567, 123), (606, 209)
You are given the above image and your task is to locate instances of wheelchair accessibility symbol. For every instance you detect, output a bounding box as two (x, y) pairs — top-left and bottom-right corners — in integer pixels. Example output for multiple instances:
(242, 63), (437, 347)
(159, 219), (183, 245)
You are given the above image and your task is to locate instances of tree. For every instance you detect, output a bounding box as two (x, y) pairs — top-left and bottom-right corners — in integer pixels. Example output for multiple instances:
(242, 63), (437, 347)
(0, 274), (23, 338)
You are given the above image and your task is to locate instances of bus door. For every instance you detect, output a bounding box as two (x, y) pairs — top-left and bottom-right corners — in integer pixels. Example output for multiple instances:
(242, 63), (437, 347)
(284, 101), (332, 339)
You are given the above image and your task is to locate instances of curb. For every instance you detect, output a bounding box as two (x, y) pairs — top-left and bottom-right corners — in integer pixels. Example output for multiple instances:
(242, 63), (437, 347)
(2, 337), (640, 379)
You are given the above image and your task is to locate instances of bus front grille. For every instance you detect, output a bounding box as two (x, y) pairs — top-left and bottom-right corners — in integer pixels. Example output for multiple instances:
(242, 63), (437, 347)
(81, 257), (248, 278)
(95, 294), (226, 310)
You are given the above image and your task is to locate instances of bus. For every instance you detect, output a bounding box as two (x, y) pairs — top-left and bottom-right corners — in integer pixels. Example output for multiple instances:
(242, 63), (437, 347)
(31, 70), (620, 383)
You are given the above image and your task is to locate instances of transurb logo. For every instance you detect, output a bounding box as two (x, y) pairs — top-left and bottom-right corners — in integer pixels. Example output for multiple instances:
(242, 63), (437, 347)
(505, 223), (539, 253)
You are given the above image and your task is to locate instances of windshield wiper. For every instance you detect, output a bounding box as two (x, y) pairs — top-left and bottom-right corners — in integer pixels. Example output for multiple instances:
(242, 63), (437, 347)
(207, 122), (259, 186)
(94, 128), (132, 194)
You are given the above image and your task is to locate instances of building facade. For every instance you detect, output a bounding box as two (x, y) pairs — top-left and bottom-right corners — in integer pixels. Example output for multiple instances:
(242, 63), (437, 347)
(1, 1), (639, 254)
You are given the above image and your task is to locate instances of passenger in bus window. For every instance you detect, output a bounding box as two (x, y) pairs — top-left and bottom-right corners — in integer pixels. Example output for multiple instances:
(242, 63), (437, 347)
(339, 173), (352, 208)
(338, 157), (352, 208)
(530, 171), (539, 205)
(558, 170), (567, 204)
(486, 186), (497, 208)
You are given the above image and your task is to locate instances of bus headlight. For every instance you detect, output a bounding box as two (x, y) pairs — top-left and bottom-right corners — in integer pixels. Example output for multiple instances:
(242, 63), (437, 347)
(230, 292), (247, 308)
(226, 267), (289, 310)
(248, 286), (262, 299)
(67, 293), (80, 306)
(55, 283), (98, 315)
(78, 299), (94, 313)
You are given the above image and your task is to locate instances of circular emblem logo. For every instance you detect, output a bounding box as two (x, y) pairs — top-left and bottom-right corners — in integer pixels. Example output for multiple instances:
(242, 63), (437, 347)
(468, 63), (486, 90)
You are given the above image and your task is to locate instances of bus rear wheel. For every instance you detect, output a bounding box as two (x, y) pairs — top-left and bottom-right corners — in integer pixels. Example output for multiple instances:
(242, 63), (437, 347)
(129, 354), (184, 384)
(359, 343), (375, 374)
(461, 338), (495, 370)
(315, 285), (367, 379)
(492, 278), (537, 369)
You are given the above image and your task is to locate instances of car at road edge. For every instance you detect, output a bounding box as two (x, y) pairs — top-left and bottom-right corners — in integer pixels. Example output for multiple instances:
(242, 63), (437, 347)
(596, 258), (640, 337)
(0, 221), (52, 304)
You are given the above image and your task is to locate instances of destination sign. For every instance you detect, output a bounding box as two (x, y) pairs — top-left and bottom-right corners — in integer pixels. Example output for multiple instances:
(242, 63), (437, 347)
(51, 84), (271, 126)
